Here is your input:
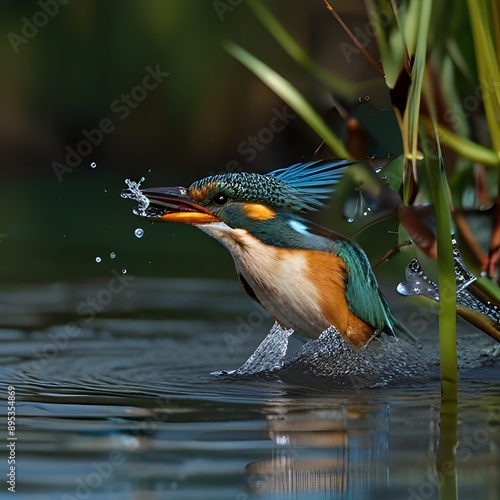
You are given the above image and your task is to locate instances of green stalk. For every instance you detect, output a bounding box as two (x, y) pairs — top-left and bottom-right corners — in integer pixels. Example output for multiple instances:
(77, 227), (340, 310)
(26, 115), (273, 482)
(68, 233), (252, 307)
(422, 120), (458, 500)
(402, 0), (432, 203)
(426, 154), (458, 399)
(364, 0), (404, 89)
(225, 41), (351, 159)
(467, 1), (500, 158)
(422, 128), (458, 401)
(437, 400), (458, 500)
(422, 119), (500, 168)
(421, 17), (458, 399)
(246, 0), (366, 99)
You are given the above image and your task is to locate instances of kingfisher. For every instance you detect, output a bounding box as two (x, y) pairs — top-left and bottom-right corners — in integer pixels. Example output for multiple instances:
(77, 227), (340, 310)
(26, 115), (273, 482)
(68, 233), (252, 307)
(125, 160), (413, 348)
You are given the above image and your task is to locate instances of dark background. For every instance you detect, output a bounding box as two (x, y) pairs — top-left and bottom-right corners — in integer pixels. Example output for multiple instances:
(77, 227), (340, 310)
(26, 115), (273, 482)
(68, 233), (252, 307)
(1, 0), (396, 284)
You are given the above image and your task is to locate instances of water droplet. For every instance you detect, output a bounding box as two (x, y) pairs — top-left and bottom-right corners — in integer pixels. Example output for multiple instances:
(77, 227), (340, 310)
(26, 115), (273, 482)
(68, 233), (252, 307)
(139, 176), (145, 183)
(347, 217), (354, 223)
(135, 228), (144, 238)
(90, 162), (97, 168)
(110, 252), (116, 259)
(103, 189), (107, 193)
(363, 207), (372, 216)
(95, 256), (101, 263)
(358, 96), (370, 103)
(121, 268), (127, 274)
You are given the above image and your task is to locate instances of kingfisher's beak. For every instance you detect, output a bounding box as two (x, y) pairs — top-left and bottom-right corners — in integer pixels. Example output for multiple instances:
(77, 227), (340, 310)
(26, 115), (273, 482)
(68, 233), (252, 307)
(126, 186), (220, 224)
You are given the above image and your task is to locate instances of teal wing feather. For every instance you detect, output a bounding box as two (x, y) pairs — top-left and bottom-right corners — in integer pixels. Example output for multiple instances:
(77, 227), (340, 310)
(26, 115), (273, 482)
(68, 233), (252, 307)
(267, 159), (353, 212)
(336, 241), (417, 341)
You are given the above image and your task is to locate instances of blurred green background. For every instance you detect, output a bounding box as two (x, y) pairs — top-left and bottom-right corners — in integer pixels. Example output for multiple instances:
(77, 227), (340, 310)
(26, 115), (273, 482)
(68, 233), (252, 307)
(1, 0), (398, 284)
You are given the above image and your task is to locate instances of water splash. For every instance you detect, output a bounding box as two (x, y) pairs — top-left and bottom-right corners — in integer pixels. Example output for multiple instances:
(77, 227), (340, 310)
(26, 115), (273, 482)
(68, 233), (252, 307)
(279, 326), (422, 387)
(344, 189), (375, 222)
(397, 239), (500, 323)
(121, 179), (150, 216)
(225, 322), (423, 386)
(397, 259), (439, 300)
(452, 242), (478, 292)
(236, 322), (294, 375)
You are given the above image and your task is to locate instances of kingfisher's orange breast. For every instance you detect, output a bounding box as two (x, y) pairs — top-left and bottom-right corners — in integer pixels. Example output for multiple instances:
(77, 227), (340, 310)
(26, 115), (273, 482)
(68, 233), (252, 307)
(303, 250), (376, 346)
(225, 229), (376, 347)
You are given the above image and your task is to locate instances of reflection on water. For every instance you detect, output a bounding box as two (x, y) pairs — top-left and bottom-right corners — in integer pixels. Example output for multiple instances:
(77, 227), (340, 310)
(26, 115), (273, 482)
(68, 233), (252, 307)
(0, 278), (499, 499)
(246, 401), (390, 498)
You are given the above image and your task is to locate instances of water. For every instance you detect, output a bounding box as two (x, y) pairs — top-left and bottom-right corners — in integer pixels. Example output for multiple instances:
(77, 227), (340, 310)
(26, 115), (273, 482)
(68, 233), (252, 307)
(398, 241), (500, 328)
(0, 278), (499, 499)
(121, 179), (149, 215)
(135, 228), (144, 239)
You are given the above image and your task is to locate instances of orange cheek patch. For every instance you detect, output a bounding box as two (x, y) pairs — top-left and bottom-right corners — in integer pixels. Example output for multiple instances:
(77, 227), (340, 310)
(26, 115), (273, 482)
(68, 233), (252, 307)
(242, 203), (277, 221)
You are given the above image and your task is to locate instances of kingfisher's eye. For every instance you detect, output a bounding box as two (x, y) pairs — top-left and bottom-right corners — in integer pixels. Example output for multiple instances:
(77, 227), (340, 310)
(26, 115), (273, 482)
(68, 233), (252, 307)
(213, 192), (228, 206)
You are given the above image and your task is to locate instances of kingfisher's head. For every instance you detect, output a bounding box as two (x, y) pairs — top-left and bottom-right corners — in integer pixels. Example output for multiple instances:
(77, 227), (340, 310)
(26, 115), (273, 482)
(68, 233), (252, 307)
(124, 160), (352, 239)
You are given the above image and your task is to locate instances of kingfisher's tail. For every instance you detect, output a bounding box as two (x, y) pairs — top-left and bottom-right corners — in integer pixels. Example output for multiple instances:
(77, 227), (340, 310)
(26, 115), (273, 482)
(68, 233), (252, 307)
(379, 292), (418, 342)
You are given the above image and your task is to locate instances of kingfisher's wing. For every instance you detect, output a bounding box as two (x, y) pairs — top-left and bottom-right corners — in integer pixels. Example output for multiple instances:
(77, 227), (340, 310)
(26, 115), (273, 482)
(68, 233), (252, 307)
(332, 240), (393, 331)
(267, 159), (353, 213)
(338, 241), (417, 341)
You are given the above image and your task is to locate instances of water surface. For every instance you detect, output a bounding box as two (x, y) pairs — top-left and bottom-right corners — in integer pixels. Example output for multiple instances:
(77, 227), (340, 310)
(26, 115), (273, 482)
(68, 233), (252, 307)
(0, 278), (499, 499)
